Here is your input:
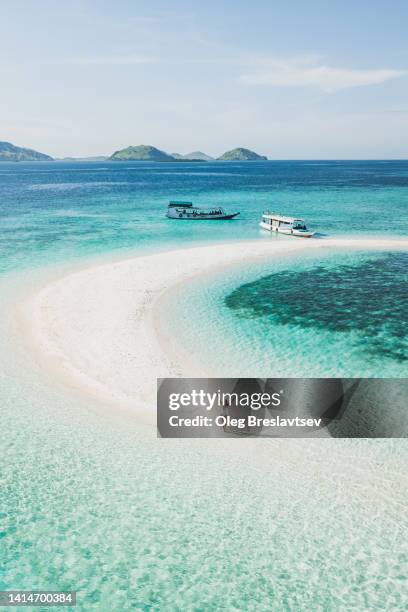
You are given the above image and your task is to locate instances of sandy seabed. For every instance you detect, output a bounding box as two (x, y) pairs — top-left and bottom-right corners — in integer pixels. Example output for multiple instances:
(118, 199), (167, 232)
(10, 237), (408, 610)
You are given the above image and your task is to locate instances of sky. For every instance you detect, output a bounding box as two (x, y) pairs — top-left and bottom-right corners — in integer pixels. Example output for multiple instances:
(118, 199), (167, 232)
(0, 0), (407, 158)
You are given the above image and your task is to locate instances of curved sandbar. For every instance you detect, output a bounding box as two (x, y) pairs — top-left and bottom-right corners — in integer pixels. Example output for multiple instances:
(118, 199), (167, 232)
(22, 238), (408, 419)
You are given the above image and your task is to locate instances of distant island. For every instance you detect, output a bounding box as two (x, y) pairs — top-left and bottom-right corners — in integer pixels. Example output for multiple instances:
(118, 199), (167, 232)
(0, 140), (268, 163)
(171, 151), (214, 162)
(110, 145), (212, 162)
(109, 145), (267, 162)
(0, 141), (53, 162)
(217, 147), (267, 161)
(110, 145), (175, 162)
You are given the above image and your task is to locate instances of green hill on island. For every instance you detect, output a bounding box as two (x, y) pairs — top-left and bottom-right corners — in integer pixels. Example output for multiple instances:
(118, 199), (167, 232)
(217, 147), (267, 161)
(172, 151), (214, 161)
(109, 144), (267, 162)
(109, 145), (175, 162)
(0, 141), (53, 162)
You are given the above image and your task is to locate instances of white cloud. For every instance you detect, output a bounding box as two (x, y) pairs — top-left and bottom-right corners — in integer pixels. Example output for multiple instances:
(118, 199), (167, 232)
(239, 57), (406, 92)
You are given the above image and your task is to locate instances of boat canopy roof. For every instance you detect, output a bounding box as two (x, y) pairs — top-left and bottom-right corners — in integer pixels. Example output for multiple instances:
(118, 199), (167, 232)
(168, 201), (193, 208)
(262, 212), (305, 223)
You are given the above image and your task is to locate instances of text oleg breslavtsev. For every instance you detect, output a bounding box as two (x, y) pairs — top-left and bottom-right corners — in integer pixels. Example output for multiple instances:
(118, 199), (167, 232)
(168, 415), (322, 429)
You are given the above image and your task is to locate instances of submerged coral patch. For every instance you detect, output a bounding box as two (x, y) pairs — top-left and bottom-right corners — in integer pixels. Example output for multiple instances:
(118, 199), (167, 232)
(225, 253), (408, 362)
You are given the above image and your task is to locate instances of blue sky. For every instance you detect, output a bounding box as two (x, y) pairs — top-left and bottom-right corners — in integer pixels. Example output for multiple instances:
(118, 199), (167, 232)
(0, 0), (407, 158)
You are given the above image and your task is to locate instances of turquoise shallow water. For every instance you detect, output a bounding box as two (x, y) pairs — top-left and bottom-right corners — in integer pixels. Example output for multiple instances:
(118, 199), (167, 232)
(0, 161), (407, 609)
(162, 248), (408, 378)
(1, 159), (408, 273)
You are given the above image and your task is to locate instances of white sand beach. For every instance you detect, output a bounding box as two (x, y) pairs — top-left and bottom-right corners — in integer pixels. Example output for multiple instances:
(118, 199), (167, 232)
(20, 237), (408, 421)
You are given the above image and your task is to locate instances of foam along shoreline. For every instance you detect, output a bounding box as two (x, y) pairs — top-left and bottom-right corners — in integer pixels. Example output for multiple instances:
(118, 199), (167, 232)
(21, 238), (408, 421)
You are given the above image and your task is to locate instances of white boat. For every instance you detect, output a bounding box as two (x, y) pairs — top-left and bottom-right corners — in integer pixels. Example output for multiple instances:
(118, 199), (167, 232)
(260, 212), (315, 237)
(166, 201), (240, 220)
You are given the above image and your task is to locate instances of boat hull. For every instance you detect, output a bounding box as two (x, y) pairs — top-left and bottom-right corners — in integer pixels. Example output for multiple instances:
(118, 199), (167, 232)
(259, 222), (314, 237)
(167, 212), (240, 220)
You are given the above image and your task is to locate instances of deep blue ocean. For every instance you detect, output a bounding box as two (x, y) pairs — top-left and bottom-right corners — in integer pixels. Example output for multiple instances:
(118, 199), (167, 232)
(1, 159), (407, 273)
